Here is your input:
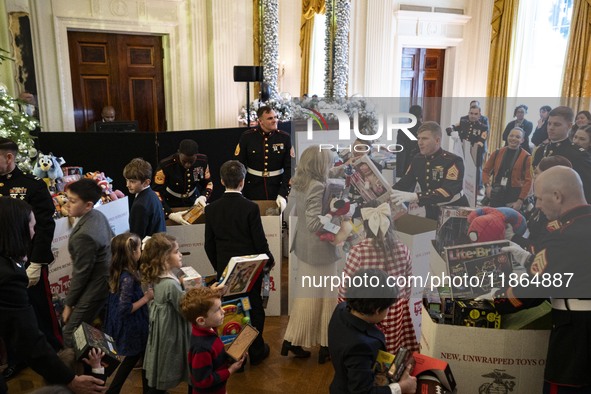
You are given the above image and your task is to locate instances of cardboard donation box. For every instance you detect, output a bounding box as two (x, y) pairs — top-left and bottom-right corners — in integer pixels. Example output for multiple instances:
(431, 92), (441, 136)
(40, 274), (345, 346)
(394, 214), (438, 343)
(49, 197), (130, 300)
(74, 322), (121, 376)
(420, 306), (550, 393)
(166, 200), (282, 316)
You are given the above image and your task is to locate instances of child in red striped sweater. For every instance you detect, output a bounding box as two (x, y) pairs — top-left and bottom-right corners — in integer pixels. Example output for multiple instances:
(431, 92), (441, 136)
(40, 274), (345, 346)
(180, 287), (245, 394)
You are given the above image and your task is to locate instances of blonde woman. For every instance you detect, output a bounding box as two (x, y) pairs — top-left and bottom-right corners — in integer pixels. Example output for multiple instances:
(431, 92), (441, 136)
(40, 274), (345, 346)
(282, 146), (339, 364)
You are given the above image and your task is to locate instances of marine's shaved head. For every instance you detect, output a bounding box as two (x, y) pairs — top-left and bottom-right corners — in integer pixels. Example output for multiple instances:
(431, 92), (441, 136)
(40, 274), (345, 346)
(534, 166), (586, 220)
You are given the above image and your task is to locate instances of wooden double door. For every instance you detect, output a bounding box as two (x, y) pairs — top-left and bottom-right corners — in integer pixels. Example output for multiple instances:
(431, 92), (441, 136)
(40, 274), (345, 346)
(400, 48), (445, 124)
(68, 31), (166, 132)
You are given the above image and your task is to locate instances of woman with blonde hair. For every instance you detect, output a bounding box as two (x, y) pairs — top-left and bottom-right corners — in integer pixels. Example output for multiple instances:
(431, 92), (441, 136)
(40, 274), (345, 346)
(282, 146), (340, 364)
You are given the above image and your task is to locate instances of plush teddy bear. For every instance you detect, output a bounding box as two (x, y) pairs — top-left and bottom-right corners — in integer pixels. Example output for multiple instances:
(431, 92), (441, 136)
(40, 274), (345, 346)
(467, 207), (527, 243)
(33, 153), (65, 187)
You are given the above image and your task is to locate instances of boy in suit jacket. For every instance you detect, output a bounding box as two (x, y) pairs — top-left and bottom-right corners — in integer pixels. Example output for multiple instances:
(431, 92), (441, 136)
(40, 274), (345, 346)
(123, 158), (166, 238)
(328, 269), (416, 394)
(62, 179), (114, 348)
(204, 160), (274, 366)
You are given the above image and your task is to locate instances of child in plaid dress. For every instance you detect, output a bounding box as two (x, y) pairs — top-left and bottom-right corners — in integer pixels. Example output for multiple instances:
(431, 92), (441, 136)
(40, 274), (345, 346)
(339, 201), (419, 354)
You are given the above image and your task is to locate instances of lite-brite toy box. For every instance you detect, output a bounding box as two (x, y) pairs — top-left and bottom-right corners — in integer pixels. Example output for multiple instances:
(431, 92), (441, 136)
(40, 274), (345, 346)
(452, 299), (501, 329)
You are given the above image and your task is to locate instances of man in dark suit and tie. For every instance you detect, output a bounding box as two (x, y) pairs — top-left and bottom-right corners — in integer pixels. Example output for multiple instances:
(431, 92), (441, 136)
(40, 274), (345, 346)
(204, 160), (274, 366)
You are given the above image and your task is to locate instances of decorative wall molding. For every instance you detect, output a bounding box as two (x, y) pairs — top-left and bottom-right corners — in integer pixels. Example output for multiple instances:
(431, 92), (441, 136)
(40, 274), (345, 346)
(394, 10), (471, 43)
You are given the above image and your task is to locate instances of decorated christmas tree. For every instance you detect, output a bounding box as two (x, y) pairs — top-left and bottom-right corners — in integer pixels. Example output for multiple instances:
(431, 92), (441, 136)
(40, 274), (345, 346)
(0, 47), (38, 173)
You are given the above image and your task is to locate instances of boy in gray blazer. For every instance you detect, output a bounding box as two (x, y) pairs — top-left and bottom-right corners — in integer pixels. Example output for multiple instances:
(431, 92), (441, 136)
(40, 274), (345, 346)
(62, 179), (114, 348)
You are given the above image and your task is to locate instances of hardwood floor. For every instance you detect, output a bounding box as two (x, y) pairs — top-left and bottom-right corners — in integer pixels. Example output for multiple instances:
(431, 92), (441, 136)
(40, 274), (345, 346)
(5, 258), (335, 393)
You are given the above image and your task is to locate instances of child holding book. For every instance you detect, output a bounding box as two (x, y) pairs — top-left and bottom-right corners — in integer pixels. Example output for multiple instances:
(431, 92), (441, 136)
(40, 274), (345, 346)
(329, 268), (416, 394)
(62, 178), (114, 348)
(141, 233), (190, 393)
(339, 201), (419, 354)
(104, 232), (153, 394)
(180, 287), (245, 394)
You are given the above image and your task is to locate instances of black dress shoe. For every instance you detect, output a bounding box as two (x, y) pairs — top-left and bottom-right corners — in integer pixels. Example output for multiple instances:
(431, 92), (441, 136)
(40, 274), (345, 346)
(280, 340), (311, 358)
(2, 363), (26, 380)
(318, 346), (330, 364)
(250, 343), (270, 366)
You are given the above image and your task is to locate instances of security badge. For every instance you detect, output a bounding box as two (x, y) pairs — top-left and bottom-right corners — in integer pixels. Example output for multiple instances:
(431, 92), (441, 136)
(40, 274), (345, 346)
(9, 187), (27, 199)
(272, 143), (284, 152)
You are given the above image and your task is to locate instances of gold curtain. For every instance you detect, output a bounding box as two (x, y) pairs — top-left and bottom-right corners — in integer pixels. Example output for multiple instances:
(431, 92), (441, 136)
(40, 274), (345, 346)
(300, 0), (325, 95)
(561, 0), (591, 111)
(253, 0), (262, 66)
(486, 0), (519, 153)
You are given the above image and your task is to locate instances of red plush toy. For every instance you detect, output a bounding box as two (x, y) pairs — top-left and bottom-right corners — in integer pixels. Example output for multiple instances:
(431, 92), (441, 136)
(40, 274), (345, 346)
(316, 197), (353, 243)
(466, 207), (507, 243)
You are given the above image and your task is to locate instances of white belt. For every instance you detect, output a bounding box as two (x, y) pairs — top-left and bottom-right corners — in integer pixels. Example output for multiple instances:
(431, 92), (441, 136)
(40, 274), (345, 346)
(247, 168), (284, 177)
(552, 299), (591, 311)
(166, 187), (196, 199)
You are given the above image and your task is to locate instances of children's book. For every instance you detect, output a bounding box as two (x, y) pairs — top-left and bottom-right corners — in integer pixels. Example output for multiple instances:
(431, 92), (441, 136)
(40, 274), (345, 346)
(218, 254), (269, 296)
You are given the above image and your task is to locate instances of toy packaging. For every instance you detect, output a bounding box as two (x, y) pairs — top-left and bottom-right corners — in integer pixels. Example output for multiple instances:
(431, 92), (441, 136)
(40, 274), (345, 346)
(217, 297), (252, 345)
(218, 254), (268, 297)
(179, 266), (202, 289)
(73, 322), (121, 376)
(452, 300), (501, 329)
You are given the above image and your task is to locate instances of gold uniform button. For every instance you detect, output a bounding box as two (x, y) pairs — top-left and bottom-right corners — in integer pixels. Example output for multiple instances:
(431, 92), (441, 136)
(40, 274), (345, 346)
(0, 183), (3, 187)
(265, 156), (268, 159)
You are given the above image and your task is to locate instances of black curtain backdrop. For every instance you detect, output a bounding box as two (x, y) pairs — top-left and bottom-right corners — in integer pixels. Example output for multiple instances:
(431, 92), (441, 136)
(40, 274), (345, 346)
(37, 122), (292, 204)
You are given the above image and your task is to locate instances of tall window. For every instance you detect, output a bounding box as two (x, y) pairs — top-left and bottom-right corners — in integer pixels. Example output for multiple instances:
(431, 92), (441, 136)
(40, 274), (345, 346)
(509, 0), (574, 97)
(307, 13), (326, 96)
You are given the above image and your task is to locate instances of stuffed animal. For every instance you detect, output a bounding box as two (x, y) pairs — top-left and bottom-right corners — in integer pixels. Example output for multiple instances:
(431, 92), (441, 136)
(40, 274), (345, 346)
(316, 197), (355, 243)
(85, 171), (125, 202)
(33, 152), (65, 184)
(52, 192), (69, 218)
(467, 207), (527, 243)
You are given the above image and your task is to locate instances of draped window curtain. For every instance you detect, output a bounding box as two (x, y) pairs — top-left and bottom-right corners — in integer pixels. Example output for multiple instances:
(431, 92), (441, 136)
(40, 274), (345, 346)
(561, 0), (591, 112)
(300, 0), (325, 95)
(486, 0), (520, 153)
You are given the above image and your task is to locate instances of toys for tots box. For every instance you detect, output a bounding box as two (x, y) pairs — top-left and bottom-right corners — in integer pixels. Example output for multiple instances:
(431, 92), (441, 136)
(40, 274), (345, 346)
(420, 306), (550, 393)
(394, 214), (437, 344)
(166, 200), (282, 316)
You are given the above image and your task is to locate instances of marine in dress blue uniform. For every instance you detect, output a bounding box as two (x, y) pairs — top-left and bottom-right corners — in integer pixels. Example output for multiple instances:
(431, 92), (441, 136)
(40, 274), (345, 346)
(153, 151), (212, 216)
(234, 107), (292, 201)
(394, 148), (468, 220)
